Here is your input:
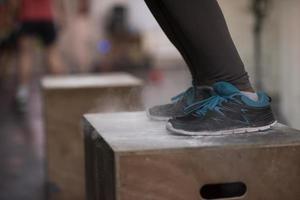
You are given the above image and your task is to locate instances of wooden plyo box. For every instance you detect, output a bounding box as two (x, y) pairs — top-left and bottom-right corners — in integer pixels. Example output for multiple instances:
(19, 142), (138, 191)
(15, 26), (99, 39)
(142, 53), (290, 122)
(42, 73), (143, 200)
(83, 112), (300, 200)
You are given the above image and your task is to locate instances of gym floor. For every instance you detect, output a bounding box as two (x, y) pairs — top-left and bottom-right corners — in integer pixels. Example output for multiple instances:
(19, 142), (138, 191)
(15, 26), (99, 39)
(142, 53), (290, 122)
(0, 77), (45, 200)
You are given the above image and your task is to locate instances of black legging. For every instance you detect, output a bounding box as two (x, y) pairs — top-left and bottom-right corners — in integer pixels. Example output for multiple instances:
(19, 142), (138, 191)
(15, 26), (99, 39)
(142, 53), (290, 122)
(144, 0), (252, 90)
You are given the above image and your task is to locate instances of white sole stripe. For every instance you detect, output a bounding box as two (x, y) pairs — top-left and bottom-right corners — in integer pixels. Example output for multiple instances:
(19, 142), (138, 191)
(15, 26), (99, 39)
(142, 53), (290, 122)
(166, 121), (278, 136)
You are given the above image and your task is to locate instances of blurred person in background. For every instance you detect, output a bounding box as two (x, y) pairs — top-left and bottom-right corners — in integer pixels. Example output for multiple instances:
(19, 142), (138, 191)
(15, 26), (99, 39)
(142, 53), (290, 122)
(145, 0), (277, 135)
(15, 0), (66, 112)
(61, 0), (97, 73)
(97, 4), (152, 77)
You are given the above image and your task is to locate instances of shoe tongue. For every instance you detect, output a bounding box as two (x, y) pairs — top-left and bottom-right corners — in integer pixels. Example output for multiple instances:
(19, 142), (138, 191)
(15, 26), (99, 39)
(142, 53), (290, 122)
(213, 82), (240, 96)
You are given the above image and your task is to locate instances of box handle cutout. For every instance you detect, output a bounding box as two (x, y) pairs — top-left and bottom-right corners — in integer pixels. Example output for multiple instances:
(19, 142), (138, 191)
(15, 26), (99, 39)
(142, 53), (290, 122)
(200, 182), (247, 199)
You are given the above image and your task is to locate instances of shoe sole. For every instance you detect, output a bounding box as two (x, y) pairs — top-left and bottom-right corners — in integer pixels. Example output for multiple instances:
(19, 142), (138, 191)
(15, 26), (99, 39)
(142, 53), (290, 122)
(166, 121), (278, 136)
(146, 109), (170, 121)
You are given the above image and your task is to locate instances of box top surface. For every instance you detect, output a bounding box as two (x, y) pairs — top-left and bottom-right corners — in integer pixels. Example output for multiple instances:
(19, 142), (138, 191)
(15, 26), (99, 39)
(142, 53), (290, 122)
(84, 112), (300, 153)
(41, 73), (142, 89)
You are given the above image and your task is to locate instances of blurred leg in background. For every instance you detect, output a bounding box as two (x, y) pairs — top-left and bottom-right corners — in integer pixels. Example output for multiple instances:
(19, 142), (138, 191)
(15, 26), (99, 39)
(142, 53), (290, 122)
(15, 0), (66, 113)
(17, 35), (34, 111)
(16, 21), (65, 112)
(43, 24), (65, 75)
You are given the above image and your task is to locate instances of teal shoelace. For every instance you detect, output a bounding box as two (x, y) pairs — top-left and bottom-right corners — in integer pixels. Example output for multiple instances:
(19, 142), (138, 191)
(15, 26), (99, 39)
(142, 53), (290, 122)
(184, 93), (239, 117)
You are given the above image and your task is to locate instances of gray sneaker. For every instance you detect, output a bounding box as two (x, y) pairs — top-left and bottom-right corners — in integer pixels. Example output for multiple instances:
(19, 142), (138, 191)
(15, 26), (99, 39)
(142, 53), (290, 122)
(166, 82), (277, 136)
(147, 86), (213, 121)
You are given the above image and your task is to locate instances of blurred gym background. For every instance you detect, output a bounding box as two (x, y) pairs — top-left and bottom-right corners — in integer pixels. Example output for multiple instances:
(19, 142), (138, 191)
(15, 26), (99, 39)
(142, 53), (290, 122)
(0, 0), (299, 199)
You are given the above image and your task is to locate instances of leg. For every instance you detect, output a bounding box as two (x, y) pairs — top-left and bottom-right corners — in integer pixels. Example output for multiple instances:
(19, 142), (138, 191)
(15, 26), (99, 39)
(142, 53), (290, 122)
(145, 0), (253, 91)
(41, 21), (66, 74)
(18, 36), (35, 86)
(145, 0), (276, 134)
(45, 43), (66, 75)
(146, 0), (252, 120)
(145, 0), (202, 86)
(16, 35), (36, 113)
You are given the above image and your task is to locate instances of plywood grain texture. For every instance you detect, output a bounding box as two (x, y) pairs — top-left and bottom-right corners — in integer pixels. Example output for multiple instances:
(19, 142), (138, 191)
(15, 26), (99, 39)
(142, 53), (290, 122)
(84, 112), (300, 200)
(42, 73), (143, 200)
